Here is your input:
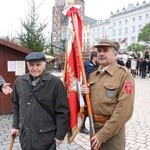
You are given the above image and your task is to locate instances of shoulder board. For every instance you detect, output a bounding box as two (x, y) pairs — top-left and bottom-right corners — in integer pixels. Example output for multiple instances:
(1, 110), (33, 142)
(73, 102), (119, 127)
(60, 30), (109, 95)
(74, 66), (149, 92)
(118, 64), (129, 72)
(88, 67), (99, 77)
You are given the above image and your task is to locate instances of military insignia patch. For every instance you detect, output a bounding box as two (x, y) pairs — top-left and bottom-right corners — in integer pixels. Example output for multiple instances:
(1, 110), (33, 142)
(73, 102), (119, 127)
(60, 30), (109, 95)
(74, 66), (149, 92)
(123, 80), (133, 94)
(106, 90), (114, 98)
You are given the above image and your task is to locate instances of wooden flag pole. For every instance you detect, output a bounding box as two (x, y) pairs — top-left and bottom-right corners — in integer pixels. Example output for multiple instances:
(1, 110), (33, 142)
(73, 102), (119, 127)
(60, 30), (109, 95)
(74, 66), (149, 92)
(9, 136), (15, 150)
(70, 11), (98, 150)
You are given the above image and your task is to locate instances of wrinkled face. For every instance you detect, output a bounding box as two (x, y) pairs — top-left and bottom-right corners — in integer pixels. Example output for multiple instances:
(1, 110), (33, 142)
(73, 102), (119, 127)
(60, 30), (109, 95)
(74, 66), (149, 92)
(97, 46), (118, 68)
(27, 61), (46, 78)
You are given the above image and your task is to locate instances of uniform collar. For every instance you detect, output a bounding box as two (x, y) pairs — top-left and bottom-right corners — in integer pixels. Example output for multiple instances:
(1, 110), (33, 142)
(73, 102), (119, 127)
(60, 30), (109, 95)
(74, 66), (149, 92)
(105, 61), (118, 76)
(95, 61), (117, 76)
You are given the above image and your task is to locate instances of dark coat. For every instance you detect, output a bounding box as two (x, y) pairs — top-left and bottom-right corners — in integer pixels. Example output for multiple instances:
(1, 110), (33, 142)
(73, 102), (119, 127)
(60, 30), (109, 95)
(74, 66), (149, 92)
(84, 60), (99, 79)
(140, 60), (148, 71)
(0, 75), (5, 91)
(12, 71), (70, 150)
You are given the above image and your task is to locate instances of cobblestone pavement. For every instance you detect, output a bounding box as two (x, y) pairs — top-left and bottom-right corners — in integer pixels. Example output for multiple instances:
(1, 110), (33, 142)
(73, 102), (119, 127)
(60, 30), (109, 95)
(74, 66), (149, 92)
(0, 76), (150, 150)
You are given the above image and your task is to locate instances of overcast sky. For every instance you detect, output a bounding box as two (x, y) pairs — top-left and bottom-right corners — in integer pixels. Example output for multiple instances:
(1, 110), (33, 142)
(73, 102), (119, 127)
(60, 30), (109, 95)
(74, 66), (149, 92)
(0, 0), (146, 37)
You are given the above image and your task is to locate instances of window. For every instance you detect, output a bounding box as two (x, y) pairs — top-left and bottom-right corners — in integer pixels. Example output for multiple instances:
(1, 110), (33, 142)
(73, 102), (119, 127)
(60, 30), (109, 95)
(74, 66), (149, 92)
(113, 30), (115, 36)
(139, 25), (142, 31)
(146, 14), (149, 18)
(125, 19), (128, 23)
(125, 27), (128, 34)
(139, 16), (142, 20)
(87, 32), (89, 36)
(87, 39), (89, 43)
(132, 26), (135, 32)
(119, 29), (121, 35)
(132, 17), (135, 21)
(131, 37), (135, 43)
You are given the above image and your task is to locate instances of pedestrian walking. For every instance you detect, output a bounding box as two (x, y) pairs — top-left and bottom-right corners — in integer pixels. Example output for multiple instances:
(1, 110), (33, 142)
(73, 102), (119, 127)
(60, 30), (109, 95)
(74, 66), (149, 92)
(10, 52), (70, 150)
(81, 39), (135, 150)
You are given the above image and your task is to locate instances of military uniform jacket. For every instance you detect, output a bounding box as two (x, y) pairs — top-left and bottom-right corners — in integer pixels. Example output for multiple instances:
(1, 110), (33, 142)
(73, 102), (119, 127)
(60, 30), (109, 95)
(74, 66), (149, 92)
(89, 62), (135, 143)
(12, 71), (70, 149)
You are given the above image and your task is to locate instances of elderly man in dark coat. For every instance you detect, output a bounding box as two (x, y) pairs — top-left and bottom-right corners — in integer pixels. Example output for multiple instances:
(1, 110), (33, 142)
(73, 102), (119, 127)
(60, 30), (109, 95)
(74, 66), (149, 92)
(11, 52), (70, 150)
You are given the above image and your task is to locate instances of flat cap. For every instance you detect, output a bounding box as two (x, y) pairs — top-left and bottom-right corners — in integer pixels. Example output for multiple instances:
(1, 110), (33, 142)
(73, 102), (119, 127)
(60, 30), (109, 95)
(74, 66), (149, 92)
(93, 39), (120, 51)
(25, 52), (46, 61)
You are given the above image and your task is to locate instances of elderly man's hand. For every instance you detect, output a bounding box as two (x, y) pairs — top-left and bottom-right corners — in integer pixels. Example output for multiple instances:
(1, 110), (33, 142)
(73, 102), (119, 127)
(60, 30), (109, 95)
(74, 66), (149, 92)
(55, 138), (63, 148)
(2, 83), (13, 95)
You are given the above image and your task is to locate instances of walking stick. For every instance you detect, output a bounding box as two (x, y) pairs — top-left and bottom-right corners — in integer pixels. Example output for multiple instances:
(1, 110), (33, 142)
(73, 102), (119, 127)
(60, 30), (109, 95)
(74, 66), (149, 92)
(9, 136), (15, 150)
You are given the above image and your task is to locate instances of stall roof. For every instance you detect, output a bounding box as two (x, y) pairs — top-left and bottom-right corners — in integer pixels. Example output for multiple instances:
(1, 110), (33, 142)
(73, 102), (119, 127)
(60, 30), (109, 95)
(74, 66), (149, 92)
(0, 39), (32, 54)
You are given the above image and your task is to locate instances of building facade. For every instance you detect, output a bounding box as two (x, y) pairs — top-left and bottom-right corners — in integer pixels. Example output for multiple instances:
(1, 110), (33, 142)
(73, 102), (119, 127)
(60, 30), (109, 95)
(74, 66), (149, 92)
(90, 19), (111, 47)
(110, 1), (150, 51)
(52, 0), (150, 52)
(83, 16), (97, 52)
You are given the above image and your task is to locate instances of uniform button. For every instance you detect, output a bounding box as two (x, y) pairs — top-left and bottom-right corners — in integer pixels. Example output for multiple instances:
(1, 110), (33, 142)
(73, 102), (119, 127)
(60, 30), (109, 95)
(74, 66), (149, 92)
(40, 129), (43, 132)
(25, 127), (29, 130)
(28, 103), (30, 105)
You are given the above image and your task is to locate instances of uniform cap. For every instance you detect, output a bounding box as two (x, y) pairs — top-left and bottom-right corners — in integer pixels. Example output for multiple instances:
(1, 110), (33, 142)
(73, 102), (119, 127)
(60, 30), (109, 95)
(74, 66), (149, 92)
(25, 52), (46, 61)
(93, 39), (120, 51)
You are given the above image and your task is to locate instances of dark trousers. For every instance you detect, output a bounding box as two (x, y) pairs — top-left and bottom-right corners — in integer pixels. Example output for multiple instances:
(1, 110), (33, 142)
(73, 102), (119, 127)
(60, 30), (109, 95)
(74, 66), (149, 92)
(141, 70), (146, 78)
(81, 107), (88, 128)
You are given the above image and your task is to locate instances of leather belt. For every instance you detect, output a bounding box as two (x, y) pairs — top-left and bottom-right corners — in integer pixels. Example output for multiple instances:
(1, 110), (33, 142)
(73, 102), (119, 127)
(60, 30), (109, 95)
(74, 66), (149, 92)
(93, 115), (110, 124)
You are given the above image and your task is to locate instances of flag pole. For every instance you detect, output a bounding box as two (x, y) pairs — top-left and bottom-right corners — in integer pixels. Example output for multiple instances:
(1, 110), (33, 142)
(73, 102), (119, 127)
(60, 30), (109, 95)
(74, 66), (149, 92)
(63, 41), (68, 83)
(70, 11), (97, 150)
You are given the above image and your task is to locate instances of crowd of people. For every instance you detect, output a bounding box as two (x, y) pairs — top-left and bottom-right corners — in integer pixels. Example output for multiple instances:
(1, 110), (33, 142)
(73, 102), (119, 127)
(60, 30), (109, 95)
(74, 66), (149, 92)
(117, 56), (150, 78)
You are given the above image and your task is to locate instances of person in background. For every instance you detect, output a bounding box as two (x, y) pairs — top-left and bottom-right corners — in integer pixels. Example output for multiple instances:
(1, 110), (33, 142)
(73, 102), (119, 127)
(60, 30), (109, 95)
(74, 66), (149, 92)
(136, 58), (141, 76)
(148, 58), (150, 77)
(81, 39), (135, 150)
(126, 58), (131, 70)
(80, 50), (99, 134)
(10, 52), (70, 150)
(57, 61), (62, 73)
(84, 51), (99, 80)
(130, 57), (137, 78)
(117, 57), (124, 66)
(0, 76), (12, 95)
(140, 58), (148, 78)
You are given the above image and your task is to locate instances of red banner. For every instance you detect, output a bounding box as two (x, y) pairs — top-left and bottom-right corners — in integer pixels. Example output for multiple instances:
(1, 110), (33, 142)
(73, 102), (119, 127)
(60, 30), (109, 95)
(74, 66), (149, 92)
(63, 6), (85, 143)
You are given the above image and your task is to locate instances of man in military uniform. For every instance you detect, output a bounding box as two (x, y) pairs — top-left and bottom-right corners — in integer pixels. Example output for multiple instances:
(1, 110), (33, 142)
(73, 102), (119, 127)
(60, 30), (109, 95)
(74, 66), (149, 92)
(11, 52), (70, 150)
(81, 39), (135, 150)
